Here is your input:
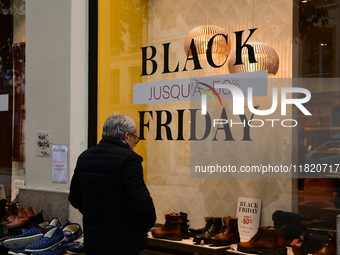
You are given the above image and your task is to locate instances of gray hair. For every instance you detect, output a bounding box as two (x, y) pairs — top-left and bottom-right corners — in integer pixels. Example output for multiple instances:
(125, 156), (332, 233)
(102, 114), (136, 139)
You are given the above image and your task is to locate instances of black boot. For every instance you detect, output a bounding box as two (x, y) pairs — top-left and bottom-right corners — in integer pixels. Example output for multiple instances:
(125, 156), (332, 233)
(180, 212), (190, 239)
(189, 216), (211, 237)
(193, 217), (222, 244)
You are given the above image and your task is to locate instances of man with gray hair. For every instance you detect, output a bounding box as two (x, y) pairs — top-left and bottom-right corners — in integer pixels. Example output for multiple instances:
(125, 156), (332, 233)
(69, 113), (156, 255)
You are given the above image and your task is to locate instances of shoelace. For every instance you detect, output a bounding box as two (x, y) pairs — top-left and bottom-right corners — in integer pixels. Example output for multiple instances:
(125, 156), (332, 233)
(206, 219), (220, 233)
(206, 222), (214, 232)
(220, 225), (230, 233)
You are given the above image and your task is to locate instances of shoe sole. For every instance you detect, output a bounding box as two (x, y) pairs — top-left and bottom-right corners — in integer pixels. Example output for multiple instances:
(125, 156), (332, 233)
(24, 239), (64, 252)
(3, 234), (43, 249)
(7, 250), (25, 255)
(8, 252), (26, 255)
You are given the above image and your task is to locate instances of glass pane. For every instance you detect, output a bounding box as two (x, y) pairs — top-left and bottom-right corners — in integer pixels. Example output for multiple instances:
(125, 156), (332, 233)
(0, 0), (26, 201)
(97, 0), (340, 236)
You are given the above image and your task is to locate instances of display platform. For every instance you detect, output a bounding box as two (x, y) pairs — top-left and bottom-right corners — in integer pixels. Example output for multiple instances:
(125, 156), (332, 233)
(141, 235), (294, 255)
(142, 235), (230, 255)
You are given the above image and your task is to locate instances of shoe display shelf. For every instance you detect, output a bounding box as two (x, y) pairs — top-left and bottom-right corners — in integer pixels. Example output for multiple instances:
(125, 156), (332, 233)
(143, 235), (232, 255)
(143, 236), (296, 255)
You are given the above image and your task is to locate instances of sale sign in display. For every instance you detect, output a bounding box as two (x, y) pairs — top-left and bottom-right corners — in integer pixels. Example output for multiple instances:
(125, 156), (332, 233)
(236, 197), (262, 240)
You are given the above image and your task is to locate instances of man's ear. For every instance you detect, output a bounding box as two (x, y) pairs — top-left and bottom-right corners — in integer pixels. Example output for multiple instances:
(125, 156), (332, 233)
(124, 132), (129, 140)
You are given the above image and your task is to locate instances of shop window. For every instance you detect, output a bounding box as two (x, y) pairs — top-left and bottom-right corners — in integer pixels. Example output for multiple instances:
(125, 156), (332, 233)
(95, 0), (340, 241)
(0, 0), (14, 200)
(0, 0), (25, 201)
(12, 43), (25, 162)
(297, 0), (340, 228)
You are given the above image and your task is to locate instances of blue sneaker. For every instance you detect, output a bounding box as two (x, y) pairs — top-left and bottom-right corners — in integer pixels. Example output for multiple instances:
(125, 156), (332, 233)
(25, 226), (64, 252)
(36, 217), (62, 234)
(62, 223), (82, 244)
(30, 244), (66, 255)
(3, 227), (43, 249)
(44, 217), (62, 231)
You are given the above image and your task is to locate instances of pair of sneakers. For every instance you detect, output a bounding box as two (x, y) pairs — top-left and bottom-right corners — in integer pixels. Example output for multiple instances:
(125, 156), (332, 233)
(4, 226), (65, 255)
(38, 217), (83, 244)
(4, 217), (83, 255)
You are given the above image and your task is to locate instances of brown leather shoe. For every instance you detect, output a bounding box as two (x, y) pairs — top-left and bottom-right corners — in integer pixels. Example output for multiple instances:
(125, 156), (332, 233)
(152, 212), (182, 241)
(209, 216), (240, 246)
(25, 207), (36, 218)
(291, 238), (308, 255)
(4, 214), (16, 224)
(237, 226), (287, 255)
(7, 207), (29, 229)
(314, 231), (336, 255)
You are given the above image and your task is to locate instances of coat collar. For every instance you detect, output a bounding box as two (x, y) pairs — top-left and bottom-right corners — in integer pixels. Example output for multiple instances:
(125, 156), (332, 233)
(100, 136), (130, 149)
(99, 136), (143, 162)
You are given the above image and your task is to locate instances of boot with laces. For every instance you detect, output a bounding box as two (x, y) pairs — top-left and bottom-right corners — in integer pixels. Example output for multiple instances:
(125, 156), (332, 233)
(152, 212), (182, 241)
(209, 216), (240, 246)
(237, 226), (287, 255)
(314, 231), (336, 255)
(193, 217), (222, 244)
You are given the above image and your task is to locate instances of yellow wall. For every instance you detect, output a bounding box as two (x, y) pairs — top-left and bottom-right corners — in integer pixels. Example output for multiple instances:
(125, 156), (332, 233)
(97, 0), (148, 162)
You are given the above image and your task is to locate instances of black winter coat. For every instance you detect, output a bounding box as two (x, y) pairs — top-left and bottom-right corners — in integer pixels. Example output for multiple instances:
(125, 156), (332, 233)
(69, 137), (156, 255)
